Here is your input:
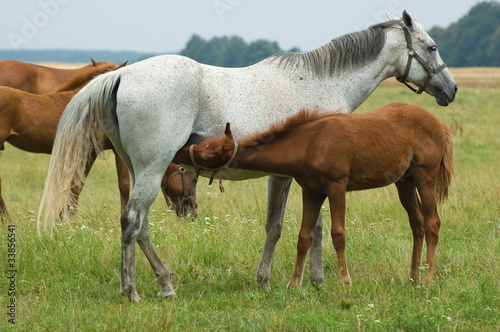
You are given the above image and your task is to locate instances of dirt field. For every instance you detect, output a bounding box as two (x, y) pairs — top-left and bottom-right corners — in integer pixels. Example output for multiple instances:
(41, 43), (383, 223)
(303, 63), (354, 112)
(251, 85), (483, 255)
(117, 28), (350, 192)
(36, 62), (500, 89)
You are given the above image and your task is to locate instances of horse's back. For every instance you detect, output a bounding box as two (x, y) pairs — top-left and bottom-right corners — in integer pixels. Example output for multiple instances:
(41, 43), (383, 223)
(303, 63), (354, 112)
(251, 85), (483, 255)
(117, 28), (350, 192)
(0, 60), (39, 92)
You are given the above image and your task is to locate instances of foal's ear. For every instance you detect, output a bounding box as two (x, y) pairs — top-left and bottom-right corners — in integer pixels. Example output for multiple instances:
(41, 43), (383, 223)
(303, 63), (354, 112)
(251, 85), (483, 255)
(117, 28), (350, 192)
(224, 122), (233, 137)
(402, 10), (414, 29)
(117, 61), (128, 69)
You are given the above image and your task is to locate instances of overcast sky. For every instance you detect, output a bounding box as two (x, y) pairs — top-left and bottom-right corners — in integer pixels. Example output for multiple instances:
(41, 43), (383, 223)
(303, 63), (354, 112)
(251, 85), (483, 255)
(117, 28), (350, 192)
(0, 0), (489, 53)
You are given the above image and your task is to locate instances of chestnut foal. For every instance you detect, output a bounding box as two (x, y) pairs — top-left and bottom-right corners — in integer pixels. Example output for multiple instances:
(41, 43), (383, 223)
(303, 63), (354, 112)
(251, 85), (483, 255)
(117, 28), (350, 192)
(177, 103), (453, 288)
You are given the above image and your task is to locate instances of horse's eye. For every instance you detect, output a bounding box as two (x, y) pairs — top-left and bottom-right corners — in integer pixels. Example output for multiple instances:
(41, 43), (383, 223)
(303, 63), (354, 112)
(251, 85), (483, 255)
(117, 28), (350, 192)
(428, 45), (437, 52)
(204, 144), (210, 148)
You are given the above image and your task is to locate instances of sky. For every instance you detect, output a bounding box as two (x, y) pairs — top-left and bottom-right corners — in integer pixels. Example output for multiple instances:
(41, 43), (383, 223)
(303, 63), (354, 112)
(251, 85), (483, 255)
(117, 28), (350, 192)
(0, 0), (490, 53)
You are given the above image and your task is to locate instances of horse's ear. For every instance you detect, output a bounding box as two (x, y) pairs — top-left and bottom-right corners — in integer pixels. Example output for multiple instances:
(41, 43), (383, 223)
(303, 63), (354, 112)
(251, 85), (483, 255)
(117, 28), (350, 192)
(224, 122), (233, 138)
(117, 61), (128, 69)
(385, 10), (399, 21)
(402, 10), (414, 29)
(91, 58), (97, 67)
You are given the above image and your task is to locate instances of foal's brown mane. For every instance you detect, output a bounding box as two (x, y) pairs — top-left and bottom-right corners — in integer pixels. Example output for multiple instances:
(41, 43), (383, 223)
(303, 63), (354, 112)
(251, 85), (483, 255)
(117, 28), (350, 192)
(54, 64), (114, 92)
(238, 108), (340, 148)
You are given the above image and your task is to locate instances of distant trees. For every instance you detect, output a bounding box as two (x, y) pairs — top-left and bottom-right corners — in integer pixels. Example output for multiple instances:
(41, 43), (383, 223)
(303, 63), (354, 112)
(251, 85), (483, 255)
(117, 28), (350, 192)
(429, 1), (500, 67)
(180, 35), (300, 67)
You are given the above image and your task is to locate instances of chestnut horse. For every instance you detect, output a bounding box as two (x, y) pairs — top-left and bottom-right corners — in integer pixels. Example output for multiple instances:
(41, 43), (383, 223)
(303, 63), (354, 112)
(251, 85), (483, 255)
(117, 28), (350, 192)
(0, 62), (197, 219)
(0, 59), (111, 94)
(182, 103), (453, 287)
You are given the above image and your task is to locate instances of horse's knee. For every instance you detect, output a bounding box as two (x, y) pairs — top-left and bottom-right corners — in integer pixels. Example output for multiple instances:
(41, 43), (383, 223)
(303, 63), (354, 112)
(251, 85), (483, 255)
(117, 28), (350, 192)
(331, 230), (346, 251)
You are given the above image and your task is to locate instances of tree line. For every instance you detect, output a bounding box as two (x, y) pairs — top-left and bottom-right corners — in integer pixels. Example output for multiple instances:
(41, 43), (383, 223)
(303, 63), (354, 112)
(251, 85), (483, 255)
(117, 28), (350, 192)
(429, 1), (500, 67)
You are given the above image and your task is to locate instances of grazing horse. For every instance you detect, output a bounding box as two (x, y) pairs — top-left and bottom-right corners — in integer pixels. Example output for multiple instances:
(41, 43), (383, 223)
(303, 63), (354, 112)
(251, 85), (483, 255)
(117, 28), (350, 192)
(0, 62), (124, 219)
(38, 11), (457, 302)
(161, 164), (198, 218)
(0, 61), (198, 220)
(0, 59), (111, 94)
(183, 103), (454, 287)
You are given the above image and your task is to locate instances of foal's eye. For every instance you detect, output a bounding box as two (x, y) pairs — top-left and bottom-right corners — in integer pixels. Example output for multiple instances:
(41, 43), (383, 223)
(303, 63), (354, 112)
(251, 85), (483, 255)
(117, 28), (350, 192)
(204, 144), (210, 148)
(428, 45), (437, 52)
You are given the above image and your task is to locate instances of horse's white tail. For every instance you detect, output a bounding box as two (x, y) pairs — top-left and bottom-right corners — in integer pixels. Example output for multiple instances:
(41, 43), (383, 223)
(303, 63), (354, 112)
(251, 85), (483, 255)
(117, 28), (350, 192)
(37, 70), (121, 234)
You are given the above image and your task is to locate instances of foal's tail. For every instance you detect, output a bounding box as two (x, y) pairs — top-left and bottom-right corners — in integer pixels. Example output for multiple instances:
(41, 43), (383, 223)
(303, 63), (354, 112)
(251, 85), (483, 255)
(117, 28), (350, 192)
(37, 70), (121, 234)
(436, 125), (454, 204)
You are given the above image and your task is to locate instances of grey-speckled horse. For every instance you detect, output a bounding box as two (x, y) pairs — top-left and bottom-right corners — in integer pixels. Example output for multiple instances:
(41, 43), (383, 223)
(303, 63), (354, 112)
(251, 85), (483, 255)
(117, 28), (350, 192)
(38, 11), (457, 302)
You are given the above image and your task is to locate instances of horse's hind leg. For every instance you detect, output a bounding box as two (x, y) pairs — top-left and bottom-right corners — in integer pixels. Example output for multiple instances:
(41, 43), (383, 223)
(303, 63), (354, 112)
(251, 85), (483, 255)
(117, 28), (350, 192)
(64, 150), (98, 221)
(0, 178), (9, 221)
(120, 171), (174, 302)
(113, 150), (130, 213)
(395, 178), (425, 282)
(136, 216), (175, 298)
(309, 213), (324, 287)
(414, 169), (441, 282)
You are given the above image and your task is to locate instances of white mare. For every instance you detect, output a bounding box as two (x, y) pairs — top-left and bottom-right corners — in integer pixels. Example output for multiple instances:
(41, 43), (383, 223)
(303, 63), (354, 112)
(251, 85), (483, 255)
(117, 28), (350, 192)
(38, 11), (457, 302)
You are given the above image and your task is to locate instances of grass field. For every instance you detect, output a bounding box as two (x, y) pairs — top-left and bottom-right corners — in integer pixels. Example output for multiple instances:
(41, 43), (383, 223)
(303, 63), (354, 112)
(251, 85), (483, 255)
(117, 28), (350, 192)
(1, 72), (499, 330)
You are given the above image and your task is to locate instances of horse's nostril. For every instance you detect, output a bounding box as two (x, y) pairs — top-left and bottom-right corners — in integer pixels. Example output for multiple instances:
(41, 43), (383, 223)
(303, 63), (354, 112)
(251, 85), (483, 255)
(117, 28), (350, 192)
(454, 85), (458, 94)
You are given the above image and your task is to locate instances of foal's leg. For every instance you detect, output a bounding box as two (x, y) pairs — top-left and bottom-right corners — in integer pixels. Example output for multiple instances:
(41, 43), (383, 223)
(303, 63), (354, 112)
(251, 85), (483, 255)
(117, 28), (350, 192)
(395, 178), (425, 282)
(256, 176), (325, 291)
(327, 181), (350, 284)
(415, 170), (441, 282)
(287, 189), (325, 290)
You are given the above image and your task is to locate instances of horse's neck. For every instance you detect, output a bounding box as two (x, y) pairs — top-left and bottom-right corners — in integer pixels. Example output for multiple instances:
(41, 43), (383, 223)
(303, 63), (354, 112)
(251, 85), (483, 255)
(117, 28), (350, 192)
(262, 30), (402, 113)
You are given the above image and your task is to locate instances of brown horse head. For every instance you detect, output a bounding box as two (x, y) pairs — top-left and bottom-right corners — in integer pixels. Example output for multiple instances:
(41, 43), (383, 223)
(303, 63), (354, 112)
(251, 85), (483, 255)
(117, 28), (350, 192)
(161, 164), (198, 218)
(191, 123), (236, 169)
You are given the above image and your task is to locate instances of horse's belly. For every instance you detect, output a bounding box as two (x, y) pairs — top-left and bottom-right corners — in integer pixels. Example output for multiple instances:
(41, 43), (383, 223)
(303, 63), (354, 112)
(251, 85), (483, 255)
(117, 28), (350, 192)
(182, 166), (282, 181)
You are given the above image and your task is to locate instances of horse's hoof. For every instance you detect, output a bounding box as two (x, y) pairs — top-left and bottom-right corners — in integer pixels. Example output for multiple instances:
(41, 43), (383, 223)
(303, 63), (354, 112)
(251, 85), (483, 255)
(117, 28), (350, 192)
(309, 275), (325, 287)
(256, 272), (271, 292)
(121, 287), (141, 303)
(158, 289), (176, 298)
(257, 278), (271, 292)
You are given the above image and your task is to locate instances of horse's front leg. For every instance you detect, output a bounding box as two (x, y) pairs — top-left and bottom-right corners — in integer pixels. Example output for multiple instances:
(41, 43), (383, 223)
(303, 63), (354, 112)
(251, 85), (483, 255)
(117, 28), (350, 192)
(256, 176), (292, 291)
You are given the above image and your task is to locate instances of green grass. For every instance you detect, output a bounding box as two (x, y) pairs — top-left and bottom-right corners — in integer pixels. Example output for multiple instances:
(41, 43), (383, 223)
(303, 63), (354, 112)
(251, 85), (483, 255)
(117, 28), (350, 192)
(1, 87), (499, 331)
